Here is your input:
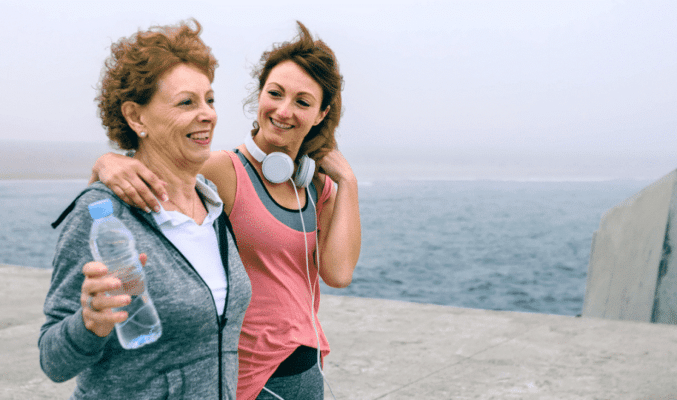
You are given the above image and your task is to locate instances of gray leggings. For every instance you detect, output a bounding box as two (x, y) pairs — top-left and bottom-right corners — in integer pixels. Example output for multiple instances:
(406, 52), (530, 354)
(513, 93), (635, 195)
(256, 364), (324, 400)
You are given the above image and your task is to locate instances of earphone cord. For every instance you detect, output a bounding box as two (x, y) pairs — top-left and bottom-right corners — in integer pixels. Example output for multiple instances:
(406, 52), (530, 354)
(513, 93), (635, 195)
(293, 182), (337, 399)
(263, 182), (337, 400)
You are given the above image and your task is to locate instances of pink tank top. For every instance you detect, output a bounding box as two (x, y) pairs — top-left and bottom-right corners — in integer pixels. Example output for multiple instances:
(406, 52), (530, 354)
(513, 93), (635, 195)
(225, 151), (332, 400)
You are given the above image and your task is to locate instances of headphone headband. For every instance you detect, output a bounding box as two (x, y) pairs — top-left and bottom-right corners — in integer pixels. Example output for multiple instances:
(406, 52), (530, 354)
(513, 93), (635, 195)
(244, 134), (267, 163)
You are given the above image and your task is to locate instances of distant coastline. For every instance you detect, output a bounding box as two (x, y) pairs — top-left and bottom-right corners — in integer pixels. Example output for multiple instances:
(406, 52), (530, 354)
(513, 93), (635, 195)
(0, 140), (671, 183)
(0, 140), (117, 180)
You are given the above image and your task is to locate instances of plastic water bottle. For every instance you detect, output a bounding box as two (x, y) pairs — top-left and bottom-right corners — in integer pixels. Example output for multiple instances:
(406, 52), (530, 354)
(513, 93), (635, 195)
(88, 198), (162, 349)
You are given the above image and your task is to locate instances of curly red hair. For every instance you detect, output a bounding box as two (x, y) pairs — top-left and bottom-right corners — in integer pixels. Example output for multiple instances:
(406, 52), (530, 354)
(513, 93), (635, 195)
(96, 19), (218, 150)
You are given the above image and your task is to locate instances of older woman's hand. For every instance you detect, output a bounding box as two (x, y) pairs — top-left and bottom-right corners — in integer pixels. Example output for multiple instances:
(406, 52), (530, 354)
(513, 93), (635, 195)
(80, 254), (147, 337)
(90, 153), (167, 213)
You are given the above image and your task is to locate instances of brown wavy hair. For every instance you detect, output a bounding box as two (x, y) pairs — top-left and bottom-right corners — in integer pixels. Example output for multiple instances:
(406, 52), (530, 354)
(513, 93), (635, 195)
(96, 19), (218, 150)
(245, 21), (343, 163)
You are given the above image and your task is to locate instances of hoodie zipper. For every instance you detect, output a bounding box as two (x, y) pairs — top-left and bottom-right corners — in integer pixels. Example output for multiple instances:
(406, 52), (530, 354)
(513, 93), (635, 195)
(133, 207), (231, 398)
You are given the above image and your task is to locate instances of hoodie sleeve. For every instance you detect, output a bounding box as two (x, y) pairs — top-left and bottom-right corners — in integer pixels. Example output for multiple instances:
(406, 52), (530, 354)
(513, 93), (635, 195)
(38, 190), (112, 382)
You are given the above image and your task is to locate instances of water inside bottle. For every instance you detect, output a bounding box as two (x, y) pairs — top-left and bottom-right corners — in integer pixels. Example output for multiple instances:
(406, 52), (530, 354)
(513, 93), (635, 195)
(108, 265), (144, 297)
(116, 294), (162, 349)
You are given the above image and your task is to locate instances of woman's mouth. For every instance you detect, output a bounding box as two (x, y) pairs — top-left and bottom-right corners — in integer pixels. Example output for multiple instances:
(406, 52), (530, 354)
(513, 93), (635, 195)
(187, 132), (211, 145)
(270, 118), (293, 130)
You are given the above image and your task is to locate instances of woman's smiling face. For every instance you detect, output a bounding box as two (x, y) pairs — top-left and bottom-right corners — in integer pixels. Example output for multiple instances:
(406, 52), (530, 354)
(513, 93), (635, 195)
(255, 60), (328, 156)
(137, 63), (217, 168)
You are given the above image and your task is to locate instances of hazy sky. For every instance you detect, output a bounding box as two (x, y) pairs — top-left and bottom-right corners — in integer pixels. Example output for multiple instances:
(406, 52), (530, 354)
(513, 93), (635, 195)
(2, 0), (676, 180)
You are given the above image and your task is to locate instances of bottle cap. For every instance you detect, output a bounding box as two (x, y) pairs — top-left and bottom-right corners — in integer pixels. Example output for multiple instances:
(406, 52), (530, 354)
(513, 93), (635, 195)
(88, 199), (114, 219)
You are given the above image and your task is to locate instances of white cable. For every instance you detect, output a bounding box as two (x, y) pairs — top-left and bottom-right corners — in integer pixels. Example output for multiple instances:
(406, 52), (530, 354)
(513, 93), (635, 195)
(292, 181), (336, 400)
(260, 181), (339, 400)
(262, 386), (285, 400)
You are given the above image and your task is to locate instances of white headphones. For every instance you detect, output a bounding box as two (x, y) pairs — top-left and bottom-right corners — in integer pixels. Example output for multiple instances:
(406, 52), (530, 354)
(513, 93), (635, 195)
(244, 134), (315, 188)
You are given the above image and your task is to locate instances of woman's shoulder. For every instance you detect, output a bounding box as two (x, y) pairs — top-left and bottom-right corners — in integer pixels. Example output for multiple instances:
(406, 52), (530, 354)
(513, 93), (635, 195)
(202, 150), (236, 180)
(54, 183), (127, 230)
(75, 183), (126, 214)
(201, 150), (238, 212)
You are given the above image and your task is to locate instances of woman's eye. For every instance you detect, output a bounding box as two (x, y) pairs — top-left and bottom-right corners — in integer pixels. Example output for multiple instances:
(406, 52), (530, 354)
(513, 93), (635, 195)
(207, 97), (215, 105)
(268, 90), (281, 97)
(297, 99), (310, 107)
(178, 99), (193, 106)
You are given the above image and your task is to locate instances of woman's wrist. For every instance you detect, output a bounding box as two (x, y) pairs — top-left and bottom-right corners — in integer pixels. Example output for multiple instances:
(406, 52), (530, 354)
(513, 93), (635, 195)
(333, 169), (357, 185)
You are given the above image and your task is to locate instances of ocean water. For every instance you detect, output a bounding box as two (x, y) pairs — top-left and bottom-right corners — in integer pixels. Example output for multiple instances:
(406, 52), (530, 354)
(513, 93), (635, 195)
(0, 178), (649, 316)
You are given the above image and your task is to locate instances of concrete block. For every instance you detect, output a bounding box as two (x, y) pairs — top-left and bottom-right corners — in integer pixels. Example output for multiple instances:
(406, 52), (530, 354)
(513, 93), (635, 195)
(582, 170), (677, 323)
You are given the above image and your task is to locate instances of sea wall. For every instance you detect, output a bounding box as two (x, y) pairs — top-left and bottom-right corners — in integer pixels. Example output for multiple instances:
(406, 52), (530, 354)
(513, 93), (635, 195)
(582, 170), (677, 324)
(3, 264), (677, 399)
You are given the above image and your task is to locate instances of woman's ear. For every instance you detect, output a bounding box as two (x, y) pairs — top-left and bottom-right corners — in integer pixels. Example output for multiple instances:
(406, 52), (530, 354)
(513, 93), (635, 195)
(313, 105), (330, 127)
(121, 101), (145, 135)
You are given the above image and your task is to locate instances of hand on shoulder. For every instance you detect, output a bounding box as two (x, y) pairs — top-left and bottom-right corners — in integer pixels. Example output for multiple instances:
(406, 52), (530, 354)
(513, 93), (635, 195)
(92, 152), (167, 213)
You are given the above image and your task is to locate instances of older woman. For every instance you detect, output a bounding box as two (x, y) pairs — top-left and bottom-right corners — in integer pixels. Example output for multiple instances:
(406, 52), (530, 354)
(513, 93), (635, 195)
(92, 21), (360, 399)
(40, 20), (251, 399)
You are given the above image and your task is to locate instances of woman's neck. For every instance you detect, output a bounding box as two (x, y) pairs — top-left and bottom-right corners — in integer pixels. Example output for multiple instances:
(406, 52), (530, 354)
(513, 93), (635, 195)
(253, 134), (300, 162)
(134, 149), (200, 204)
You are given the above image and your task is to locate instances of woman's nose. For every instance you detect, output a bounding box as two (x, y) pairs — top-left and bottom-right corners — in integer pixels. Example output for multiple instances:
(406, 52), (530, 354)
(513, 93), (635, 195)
(276, 100), (292, 119)
(199, 102), (217, 123)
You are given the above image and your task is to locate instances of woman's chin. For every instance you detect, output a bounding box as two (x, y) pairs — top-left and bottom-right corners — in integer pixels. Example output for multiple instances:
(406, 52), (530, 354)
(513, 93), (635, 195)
(192, 151), (212, 166)
(175, 148), (211, 173)
(258, 130), (301, 154)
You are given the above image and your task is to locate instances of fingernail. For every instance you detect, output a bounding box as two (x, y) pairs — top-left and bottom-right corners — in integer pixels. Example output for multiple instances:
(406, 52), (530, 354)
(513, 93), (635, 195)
(144, 207), (152, 213)
(153, 206), (161, 213)
(161, 194), (169, 202)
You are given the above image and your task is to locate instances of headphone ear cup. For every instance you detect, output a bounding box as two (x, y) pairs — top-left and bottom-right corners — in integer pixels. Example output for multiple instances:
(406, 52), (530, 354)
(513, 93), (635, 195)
(294, 155), (315, 188)
(262, 152), (295, 184)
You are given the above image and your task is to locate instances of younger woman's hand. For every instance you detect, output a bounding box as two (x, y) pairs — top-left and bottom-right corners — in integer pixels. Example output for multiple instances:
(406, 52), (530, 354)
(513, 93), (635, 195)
(317, 149), (357, 184)
(91, 153), (167, 213)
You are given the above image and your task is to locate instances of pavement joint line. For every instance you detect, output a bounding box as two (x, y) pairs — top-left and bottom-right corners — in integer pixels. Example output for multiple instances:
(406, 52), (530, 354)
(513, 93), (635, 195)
(370, 326), (537, 399)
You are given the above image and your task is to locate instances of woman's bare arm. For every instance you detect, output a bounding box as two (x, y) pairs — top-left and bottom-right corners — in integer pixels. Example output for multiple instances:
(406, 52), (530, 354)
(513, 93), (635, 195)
(316, 149), (361, 288)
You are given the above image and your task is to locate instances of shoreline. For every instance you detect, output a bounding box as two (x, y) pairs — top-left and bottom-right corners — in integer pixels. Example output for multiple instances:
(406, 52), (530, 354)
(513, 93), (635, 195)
(0, 139), (673, 183)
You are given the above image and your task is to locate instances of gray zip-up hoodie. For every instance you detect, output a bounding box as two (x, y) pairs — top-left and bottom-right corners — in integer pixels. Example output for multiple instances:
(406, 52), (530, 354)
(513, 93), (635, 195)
(39, 180), (252, 399)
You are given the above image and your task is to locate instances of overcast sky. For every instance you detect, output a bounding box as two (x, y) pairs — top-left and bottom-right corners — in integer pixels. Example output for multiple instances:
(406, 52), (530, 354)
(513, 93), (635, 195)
(2, 0), (675, 180)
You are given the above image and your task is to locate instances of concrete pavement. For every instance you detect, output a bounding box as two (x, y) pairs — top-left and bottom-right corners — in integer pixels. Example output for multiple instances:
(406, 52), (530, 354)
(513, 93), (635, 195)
(2, 264), (677, 399)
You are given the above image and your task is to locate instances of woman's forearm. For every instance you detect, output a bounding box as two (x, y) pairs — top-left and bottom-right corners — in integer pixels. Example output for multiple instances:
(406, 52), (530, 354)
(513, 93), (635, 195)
(319, 177), (361, 288)
(39, 208), (110, 382)
(39, 310), (108, 382)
